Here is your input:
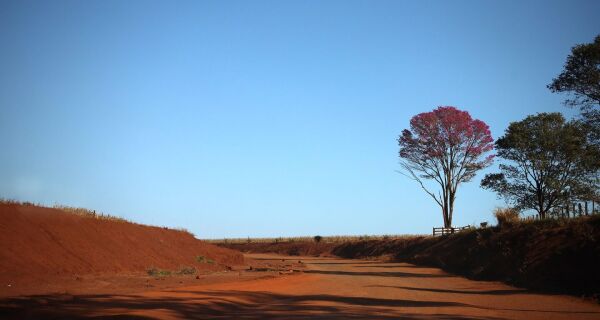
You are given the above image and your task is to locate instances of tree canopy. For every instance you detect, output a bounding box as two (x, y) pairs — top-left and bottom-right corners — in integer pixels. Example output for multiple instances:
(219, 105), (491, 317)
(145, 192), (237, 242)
(398, 106), (494, 227)
(548, 35), (600, 109)
(481, 113), (600, 218)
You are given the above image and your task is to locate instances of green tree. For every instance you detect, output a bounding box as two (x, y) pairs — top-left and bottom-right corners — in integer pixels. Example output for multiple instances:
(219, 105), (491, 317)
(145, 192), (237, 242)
(548, 35), (600, 109)
(481, 113), (600, 218)
(549, 35), (600, 143)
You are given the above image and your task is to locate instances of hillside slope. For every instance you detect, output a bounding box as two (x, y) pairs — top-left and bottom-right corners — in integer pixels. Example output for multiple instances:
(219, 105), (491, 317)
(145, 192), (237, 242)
(219, 216), (600, 298)
(0, 203), (243, 289)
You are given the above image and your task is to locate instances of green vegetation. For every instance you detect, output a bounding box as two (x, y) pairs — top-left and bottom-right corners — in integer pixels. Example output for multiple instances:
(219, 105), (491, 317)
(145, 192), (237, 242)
(548, 35), (600, 110)
(481, 113), (600, 218)
(146, 267), (172, 277)
(196, 255), (215, 264)
(177, 266), (197, 275)
(146, 266), (197, 277)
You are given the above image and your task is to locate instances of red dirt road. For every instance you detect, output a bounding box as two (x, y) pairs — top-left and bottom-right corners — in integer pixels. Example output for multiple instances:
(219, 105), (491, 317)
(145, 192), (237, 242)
(2, 254), (600, 319)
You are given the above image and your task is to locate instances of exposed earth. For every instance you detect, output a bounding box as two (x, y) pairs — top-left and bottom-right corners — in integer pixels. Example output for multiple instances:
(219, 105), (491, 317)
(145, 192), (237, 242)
(2, 203), (599, 319)
(2, 254), (600, 319)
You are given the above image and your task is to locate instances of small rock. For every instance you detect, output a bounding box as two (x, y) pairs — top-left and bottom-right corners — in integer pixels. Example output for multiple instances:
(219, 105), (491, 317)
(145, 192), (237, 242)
(195, 275), (200, 279)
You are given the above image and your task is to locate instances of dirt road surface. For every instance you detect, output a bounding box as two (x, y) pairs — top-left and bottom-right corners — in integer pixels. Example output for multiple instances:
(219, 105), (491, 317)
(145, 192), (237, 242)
(2, 254), (600, 319)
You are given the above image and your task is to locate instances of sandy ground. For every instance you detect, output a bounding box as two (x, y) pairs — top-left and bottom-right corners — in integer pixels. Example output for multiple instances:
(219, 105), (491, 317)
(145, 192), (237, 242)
(1, 254), (600, 319)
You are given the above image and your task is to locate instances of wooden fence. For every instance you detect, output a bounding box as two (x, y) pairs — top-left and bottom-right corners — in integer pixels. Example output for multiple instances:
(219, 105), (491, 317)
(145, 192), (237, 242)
(432, 226), (470, 236)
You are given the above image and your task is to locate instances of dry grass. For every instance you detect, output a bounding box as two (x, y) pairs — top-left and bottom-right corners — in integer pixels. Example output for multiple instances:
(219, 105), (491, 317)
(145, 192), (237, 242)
(494, 207), (520, 227)
(205, 234), (422, 244)
(0, 198), (194, 236)
(52, 205), (131, 223)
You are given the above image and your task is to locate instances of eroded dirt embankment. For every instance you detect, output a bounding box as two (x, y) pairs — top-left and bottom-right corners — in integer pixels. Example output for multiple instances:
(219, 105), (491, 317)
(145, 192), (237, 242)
(0, 203), (244, 295)
(5, 254), (600, 320)
(219, 216), (600, 298)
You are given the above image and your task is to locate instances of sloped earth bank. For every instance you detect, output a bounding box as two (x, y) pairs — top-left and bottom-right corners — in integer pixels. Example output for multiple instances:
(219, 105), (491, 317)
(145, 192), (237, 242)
(2, 254), (600, 319)
(220, 216), (600, 299)
(0, 203), (244, 297)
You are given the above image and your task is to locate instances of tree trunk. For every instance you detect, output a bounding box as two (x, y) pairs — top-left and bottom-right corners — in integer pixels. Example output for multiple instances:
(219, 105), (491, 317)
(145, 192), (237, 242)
(442, 203), (450, 228)
(448, 190), (455, 228)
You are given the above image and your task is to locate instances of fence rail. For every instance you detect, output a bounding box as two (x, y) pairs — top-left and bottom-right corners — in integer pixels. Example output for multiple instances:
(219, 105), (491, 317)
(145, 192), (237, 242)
(433, 226), (470, 236)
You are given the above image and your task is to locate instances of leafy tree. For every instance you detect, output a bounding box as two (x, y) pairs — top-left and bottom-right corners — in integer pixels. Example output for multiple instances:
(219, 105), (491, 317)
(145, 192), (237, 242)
(481, 113), (600, 218)
(549, 35), (600, 144)
(548, 35), (600, 109)
(398, 106), (494, 228)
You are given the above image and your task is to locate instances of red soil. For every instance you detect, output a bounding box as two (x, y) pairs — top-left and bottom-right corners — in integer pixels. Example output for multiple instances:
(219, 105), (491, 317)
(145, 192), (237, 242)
(3, 254), (600, 319)
(0, 203), (244, 296)
(219, 216), (600, 299)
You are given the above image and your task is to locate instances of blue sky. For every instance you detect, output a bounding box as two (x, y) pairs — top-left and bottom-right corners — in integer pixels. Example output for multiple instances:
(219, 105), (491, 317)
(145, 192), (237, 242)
(1, 1), (598, 238)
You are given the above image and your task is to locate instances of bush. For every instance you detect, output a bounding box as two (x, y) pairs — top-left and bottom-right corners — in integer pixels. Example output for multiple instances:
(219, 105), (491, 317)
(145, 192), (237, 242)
(313, 235), (323, 243)
(177, 266), (196, 275)
(147, 267), (171, 277)
(196, 255), (215, 264)
(494, 207), (520, 228)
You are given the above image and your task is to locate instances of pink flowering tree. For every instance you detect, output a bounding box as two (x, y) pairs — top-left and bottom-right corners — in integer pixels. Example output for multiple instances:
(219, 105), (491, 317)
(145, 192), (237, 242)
(398, 106), (494, 228)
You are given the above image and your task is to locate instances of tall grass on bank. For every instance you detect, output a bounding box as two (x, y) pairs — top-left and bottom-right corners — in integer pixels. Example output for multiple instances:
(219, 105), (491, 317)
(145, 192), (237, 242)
(53, 205), (131, 223)
(494, 207), (520, 227)
(205, 234), (424, 244)
(0, 199), (194, 236)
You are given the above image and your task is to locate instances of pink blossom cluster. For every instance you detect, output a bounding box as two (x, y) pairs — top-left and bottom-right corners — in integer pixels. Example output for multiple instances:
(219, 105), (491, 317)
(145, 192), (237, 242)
(399, 106), (494, 169)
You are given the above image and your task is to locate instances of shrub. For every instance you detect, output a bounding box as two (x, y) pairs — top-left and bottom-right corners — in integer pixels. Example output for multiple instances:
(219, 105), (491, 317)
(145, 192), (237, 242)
(147, 267), (171, 277)
(313, 235), (323, 243)
(196, 255), (214, 264)
(177, 266), (196, 275)
(494, 207), (520, 228)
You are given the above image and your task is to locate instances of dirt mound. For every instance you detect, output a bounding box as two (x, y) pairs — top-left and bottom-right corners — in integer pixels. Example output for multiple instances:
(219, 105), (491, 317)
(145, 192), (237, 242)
(221, 241), (335, 257)
(220, 216), (600, 298)
(332, 216), (600, 297)
(0, 203), (244, 293)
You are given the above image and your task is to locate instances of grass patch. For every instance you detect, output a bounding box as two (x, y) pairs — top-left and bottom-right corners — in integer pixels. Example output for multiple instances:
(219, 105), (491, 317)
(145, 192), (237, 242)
(147, 266), (197, 277)
(177, 266), (197, 275)
(196, 255), (215, 264)
(147, 267), (172, 277)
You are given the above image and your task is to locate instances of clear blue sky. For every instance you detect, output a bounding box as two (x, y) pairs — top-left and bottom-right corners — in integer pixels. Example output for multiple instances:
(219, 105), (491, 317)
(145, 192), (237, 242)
(1, 1), (598, 238)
